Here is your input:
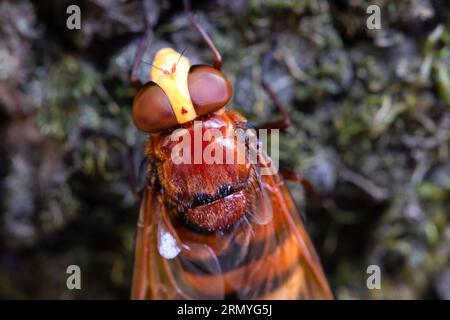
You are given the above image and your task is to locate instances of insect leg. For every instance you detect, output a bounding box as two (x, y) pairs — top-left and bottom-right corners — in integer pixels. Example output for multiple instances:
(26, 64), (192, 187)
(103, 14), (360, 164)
(183, 0), (222, 70)
(280, 170), (321, 210)
(131, 0), (157, 87)
(257, 42), (292, 130)
(80, 128), (141, 202)
(281, 171), (315, 197)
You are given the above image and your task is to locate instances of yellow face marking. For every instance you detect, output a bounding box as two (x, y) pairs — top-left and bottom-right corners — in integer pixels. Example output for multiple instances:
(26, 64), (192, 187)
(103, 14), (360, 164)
(150, 48), (197, 124)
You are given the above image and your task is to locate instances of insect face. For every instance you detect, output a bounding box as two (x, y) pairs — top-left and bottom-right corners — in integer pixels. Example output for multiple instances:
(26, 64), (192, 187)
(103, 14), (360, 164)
(132, 48), (232, 133)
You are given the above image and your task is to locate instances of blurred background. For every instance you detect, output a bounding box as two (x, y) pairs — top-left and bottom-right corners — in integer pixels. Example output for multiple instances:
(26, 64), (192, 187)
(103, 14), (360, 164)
(1, 0), (450, 299)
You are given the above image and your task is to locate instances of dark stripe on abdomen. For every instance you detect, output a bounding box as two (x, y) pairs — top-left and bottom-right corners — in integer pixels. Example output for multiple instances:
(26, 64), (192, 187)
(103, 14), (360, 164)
(180, 232), (301, 298)
(177, 212), (290, 275)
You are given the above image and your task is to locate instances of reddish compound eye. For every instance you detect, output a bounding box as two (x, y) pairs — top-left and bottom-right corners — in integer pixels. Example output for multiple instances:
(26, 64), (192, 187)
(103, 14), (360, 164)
(132, 82), (178, 133)
(132, 65), (233, 133)
(188, 65), (232, 116)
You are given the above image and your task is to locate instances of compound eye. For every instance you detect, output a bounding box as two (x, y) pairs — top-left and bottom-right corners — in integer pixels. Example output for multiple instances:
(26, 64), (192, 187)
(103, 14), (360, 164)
(188, 65), (232, 116)
(132, 82), (178, 133)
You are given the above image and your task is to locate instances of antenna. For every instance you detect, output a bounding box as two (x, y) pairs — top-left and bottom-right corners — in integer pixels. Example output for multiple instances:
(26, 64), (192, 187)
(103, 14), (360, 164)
(172, 47), (188, 73)
(141, 60), (169, 75)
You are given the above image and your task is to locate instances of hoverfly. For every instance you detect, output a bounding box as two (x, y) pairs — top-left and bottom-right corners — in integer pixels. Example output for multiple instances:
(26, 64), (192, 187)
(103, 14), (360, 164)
(129, 0), (332, 300)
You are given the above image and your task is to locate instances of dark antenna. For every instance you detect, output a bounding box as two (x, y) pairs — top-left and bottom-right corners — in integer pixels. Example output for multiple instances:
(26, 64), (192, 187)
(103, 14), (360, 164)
(175, 47), (188, 67)
(172, 47), (188, 73)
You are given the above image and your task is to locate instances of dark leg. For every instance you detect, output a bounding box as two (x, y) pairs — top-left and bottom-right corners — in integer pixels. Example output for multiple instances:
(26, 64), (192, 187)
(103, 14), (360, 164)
(183, 0), (222, 70)
(281, 171), (316, 200)
(281, 170), (328, 211)
(131, 0), (158, 87)
(81, 128), (141, 202)
(257, 42), (292, 130)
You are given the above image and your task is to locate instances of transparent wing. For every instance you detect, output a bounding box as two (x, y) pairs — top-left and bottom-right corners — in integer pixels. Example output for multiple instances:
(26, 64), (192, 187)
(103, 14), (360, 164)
(257, 173), (333, 299)
(130, 186), (158, 299)
(131, 186), (226, 299)
(221, 170), (333, 299)
(131, 170), (332, 300)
